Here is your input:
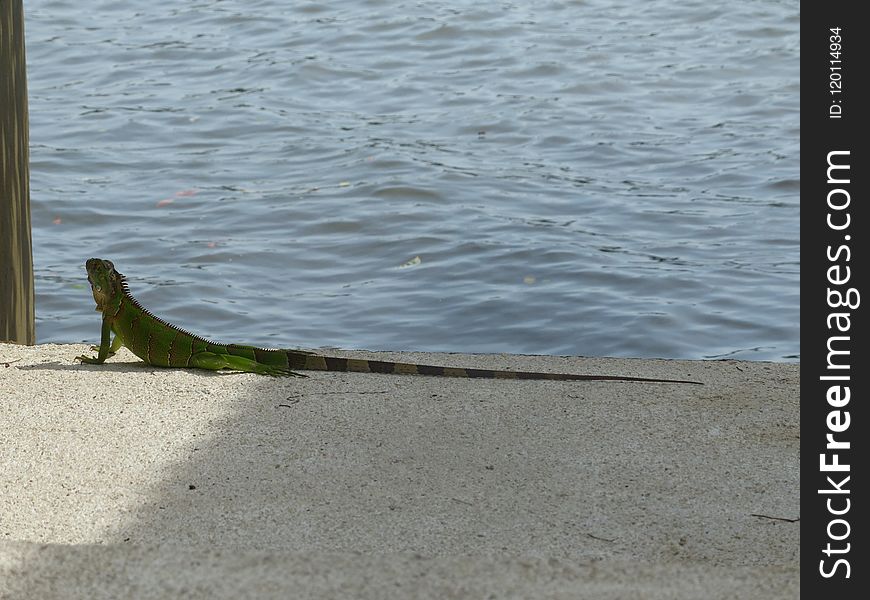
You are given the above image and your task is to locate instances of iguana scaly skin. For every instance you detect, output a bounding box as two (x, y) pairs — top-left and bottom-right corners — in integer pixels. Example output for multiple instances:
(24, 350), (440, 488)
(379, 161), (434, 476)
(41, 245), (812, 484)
(76, 258), (701, 384)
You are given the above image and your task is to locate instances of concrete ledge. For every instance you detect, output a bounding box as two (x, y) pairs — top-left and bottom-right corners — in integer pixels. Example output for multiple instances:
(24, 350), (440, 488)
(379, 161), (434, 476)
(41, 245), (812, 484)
(1, 343), (799, 598)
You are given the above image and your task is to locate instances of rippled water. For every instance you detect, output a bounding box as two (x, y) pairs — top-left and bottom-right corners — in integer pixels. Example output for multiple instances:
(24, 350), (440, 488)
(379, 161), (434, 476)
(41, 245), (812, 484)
(26, 0), (799, 361)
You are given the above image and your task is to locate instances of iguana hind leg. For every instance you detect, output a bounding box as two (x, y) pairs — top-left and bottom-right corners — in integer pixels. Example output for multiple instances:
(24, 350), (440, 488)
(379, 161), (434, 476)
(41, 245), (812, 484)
(189, 351), (307, 377)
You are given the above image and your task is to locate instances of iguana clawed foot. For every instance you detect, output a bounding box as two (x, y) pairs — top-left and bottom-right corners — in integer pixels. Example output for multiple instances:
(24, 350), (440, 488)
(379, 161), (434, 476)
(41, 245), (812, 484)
(75, 354), (104, 364)
(89, 344), (117, 358)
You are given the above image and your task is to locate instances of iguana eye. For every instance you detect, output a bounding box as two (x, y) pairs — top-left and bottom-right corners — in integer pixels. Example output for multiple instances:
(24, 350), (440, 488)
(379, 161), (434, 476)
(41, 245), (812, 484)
(94, 285), (102, 291)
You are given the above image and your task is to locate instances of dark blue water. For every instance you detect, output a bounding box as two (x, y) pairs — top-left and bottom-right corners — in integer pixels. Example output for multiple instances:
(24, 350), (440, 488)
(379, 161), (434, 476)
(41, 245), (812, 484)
(26, 0), (799, 361)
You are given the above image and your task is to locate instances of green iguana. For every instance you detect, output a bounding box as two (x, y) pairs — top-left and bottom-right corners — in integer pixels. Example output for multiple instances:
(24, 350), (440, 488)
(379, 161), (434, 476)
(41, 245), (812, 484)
(76, 258), (701, 384)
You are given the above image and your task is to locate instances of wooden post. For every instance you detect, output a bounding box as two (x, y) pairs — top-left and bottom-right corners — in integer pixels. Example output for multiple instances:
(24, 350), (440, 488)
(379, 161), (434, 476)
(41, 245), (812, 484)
(0, 0), (35, 344)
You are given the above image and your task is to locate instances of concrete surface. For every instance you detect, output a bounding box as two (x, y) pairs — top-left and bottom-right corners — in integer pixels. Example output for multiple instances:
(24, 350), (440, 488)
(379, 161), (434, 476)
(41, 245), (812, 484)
(0, 343), (799, 598)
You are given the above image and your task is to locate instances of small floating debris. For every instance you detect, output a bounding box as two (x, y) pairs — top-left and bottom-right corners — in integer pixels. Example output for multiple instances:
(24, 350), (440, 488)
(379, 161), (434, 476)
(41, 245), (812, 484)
(398, 255), (422, 268)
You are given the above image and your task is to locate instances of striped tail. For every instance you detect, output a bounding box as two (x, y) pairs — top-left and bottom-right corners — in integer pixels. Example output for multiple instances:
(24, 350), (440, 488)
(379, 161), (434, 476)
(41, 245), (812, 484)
(286, 352), (701, 384)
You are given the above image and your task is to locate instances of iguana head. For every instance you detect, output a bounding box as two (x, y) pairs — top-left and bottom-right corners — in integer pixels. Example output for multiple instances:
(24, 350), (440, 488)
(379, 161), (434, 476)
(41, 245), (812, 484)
(85, 258), (124, 311)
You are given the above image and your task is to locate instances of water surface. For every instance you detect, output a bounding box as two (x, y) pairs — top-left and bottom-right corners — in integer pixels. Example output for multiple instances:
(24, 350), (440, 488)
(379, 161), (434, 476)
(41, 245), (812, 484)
(26, 0), (800, 361)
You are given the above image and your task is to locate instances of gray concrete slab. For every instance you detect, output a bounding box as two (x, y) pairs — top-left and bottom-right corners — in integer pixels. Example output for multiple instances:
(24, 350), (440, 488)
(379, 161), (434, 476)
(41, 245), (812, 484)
(0, 343), (799, 598)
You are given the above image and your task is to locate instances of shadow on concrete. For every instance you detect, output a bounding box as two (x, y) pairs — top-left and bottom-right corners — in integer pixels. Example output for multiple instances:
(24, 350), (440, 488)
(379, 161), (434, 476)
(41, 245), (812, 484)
(11, 353), (800, 597)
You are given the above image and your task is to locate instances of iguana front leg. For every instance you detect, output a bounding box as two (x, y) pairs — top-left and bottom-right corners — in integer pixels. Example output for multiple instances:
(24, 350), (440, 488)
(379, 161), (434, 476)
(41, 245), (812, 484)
(94, 332), (124, 357)
(76, 315), (117, 364)
(86, 331), (123, 359)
